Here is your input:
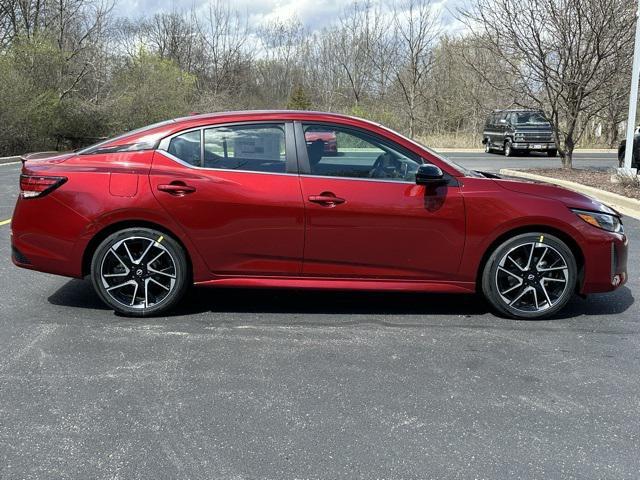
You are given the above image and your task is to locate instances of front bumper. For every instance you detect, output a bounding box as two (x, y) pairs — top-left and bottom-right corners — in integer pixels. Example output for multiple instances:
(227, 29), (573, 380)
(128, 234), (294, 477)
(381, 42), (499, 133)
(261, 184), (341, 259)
(512, 142), (556, 151)
(581, 231), (628, 294)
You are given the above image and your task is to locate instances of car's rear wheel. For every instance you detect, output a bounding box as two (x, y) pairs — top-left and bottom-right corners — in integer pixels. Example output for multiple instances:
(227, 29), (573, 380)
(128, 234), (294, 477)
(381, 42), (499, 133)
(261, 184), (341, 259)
(482, 233), (577, 319)
(91, 227), (189, 317)
(618, 146), (633, 168)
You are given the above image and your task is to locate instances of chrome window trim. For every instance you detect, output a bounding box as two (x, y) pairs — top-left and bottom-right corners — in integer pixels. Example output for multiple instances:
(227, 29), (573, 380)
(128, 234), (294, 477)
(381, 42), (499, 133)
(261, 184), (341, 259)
(299, 174), (416, 185)
(157, 121), (292, 174)
(155, 150), (299, 177)
(297, 173), (460, 187)
(156, 150), (430, 184)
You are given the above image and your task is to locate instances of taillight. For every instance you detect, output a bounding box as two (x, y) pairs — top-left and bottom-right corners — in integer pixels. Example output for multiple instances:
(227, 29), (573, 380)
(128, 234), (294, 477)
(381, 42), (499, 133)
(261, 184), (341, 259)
(19, 174), (67, 198)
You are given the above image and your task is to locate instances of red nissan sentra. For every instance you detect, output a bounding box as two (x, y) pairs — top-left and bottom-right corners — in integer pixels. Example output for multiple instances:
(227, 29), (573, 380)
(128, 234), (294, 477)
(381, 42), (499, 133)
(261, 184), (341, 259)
(11, 111), (628, 319)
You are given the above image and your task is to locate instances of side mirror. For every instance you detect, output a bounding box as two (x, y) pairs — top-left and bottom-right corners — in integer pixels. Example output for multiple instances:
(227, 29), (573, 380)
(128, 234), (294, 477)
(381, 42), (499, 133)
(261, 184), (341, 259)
(415, 164), (447, 186)
(499, 118), (507, 124)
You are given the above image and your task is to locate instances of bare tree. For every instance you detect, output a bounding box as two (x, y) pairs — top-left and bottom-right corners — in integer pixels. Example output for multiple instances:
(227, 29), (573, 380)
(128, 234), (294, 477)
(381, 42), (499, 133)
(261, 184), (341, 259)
(197, 0), (251, 96)
(391, 0), (440, 137)
(255, 18), (306, 104)
(459, 0), (635, 168)
(143, 11), (199, 73)
(331, 1), (376, 107)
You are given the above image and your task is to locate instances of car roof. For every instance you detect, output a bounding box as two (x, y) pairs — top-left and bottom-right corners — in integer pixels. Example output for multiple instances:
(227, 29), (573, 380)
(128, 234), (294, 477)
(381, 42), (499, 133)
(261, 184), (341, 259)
(491, 109), (542, 113)
(89, 109), (468, 177)
(173, 110), (378, 125)
(104, 110), (386, 147)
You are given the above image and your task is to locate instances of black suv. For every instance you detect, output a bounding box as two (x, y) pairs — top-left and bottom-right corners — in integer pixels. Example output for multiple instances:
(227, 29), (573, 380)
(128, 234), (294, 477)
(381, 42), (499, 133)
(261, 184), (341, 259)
(483, 109), (557, 157)
(617, 127), (640, 169)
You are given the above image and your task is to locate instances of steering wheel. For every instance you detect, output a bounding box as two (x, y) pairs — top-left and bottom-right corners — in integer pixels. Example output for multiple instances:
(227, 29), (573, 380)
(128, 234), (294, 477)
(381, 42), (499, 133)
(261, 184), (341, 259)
(368, 153), (402, 179)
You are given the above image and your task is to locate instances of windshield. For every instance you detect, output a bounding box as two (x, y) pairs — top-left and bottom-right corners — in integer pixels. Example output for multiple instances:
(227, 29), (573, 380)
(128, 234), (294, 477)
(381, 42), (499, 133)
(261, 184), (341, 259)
(410, 139), (483, 177)
(514, 112), (548, 125)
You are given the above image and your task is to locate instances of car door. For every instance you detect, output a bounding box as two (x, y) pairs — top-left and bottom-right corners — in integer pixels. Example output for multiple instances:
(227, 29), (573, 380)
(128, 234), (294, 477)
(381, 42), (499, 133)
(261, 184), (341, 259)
(150, 122), (305, 276)
(296, 122), (466, 280)
(496, 112), (508, 146)
(486, 113), (497, 146)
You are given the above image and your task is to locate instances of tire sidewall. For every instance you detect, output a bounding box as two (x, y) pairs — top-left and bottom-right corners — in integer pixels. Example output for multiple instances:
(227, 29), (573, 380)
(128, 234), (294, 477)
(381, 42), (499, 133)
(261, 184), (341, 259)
(482, 233), (577, 319)
(504, 140), (512, 157)
(90, 227), (189, 317)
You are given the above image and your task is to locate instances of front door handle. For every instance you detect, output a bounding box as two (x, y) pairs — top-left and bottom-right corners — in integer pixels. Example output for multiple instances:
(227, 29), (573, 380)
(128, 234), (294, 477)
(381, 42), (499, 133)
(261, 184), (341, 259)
(158, 182), (196, 195)
(308, 192), (346, 206)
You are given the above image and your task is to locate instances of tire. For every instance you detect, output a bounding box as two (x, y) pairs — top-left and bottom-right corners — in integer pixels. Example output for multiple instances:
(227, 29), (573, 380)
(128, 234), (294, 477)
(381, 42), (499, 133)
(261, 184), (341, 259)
(90, 227), (189, 317)
(547, 149), (557, 158)
(504, 139), (515, 157)
(484, 139), (493, 154)
(618, 146), (625, 167)
(481, 233), (577, 319)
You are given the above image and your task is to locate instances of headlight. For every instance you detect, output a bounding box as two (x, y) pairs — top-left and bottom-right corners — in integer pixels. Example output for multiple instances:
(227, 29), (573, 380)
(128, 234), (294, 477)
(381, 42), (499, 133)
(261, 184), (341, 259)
(514, 134), (525, 141)
(572, 209), (623, 233)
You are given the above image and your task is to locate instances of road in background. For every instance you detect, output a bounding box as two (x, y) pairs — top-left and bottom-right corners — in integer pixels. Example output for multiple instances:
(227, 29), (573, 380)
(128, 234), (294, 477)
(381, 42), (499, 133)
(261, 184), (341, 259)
(441, 150), (617, 172)
(0, 156), (638, 478)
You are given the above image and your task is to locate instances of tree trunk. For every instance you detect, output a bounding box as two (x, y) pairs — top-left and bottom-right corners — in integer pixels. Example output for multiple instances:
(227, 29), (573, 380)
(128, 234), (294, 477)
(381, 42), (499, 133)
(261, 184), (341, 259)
(562, 136), (574, 169)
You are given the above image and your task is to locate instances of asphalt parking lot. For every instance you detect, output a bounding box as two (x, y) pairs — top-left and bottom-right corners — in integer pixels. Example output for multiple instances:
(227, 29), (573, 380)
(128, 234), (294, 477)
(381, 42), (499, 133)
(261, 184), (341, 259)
(1, 152), (638, 479)
(443, 150), (618, 172)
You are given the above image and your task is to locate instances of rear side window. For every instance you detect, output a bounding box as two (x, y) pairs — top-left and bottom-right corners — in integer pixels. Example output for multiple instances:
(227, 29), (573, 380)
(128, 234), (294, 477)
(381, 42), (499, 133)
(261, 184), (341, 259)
(486, 114), (495, 127)
(202, 124), (286, 173)
(167, 130), (201, 167)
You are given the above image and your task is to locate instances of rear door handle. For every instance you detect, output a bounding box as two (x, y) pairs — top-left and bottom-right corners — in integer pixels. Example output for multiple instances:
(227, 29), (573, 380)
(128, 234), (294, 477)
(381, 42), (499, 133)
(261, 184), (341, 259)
(158, 182), (196, 195)
(308, 193), (346, 206)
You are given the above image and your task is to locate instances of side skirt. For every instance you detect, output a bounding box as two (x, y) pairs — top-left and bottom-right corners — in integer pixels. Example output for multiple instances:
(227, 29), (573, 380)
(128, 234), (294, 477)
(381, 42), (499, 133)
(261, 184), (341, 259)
(194, 276), (476, 294)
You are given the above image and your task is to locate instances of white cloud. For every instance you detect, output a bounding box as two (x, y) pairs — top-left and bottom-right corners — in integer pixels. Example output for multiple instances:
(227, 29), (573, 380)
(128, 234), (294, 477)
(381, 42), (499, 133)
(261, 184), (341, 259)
(112, 0), (471, 34)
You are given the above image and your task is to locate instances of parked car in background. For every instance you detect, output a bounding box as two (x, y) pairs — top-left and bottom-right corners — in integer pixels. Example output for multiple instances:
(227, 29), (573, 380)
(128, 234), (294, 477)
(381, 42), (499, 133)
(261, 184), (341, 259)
(305, 128), (337, 155)
(483, 109), (557, 157)
(12, 111), (627, 320)
(617, 126), (640, 169)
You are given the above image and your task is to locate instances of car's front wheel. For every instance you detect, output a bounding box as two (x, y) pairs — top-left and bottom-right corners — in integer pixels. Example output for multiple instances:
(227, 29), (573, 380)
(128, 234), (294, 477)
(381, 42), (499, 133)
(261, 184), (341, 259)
(482, 233), (577, 319)
(91, 227), (189, 316)
(504, 139), (514, 157)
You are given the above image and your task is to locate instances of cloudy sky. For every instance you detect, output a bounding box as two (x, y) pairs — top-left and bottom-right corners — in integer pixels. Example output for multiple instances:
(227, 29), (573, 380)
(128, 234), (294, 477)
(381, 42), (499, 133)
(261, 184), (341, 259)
(113, 0), (469, 33)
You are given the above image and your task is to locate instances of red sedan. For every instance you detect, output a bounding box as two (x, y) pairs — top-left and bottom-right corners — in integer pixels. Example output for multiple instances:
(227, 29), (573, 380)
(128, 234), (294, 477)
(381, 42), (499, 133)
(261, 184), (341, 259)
(11, 111), (628, 319)
(304, 129), (338, 155)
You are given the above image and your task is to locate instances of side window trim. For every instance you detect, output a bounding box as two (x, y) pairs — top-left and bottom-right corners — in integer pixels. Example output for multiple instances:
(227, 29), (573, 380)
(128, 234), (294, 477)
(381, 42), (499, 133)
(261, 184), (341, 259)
(200, 128), (205, 167)
(157, 121), (298, 175)
(293, 121), (311, 175)
(295, 121), (423, 183)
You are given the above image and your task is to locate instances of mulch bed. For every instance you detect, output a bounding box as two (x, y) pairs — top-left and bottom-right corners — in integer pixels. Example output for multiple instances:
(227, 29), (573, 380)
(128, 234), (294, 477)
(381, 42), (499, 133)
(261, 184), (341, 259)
(521, 168), (640, 200)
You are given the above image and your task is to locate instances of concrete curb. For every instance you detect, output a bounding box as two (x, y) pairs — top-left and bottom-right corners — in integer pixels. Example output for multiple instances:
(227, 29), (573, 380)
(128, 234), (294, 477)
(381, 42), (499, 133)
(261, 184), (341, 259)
(499, 168), (640, 220)
(435, 148), (617, 153)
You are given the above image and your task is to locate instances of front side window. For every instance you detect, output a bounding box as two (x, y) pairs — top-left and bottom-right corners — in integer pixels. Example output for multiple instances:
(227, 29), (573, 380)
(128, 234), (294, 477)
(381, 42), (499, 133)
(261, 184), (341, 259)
(203, 124), (286, 173)
(303, 124), (421, 182)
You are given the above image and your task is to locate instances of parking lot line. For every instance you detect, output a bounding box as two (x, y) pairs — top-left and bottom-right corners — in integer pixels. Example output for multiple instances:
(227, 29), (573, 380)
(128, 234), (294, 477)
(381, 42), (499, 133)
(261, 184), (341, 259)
(0, 218), (11, 226)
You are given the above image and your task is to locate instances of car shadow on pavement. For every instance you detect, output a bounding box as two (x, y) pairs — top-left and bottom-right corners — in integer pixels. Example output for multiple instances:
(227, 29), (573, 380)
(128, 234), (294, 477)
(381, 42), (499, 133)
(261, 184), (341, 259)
(47, 278), (634, 321)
